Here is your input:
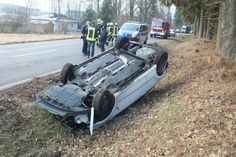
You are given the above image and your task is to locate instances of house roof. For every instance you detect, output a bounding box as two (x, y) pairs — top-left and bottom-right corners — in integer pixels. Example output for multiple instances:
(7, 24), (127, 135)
(30, 13), (78, 23)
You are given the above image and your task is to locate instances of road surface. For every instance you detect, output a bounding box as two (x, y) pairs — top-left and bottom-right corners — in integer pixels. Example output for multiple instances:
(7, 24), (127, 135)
(0, 37), (162, 88)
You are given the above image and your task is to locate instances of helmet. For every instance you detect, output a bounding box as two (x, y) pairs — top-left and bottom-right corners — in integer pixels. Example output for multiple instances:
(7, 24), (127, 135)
(115, 23), (118, 26)
(86, 21), (90, 25)
(110, 22), (114, 26)
(97, 19), (101, 24)
(107, 22), (110, 26)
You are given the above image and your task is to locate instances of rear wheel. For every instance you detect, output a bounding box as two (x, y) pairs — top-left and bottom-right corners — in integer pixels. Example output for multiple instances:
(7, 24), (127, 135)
(153, 51), (168, 75)
(92, 89), (115, 120)
(59, 63), (75, 84)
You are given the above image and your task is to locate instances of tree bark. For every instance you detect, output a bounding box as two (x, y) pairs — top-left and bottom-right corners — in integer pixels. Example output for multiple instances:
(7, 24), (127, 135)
(198, 7), (204, 38)
(129, 0), (135, 20)
(194, 10), (198, 36)
(216, 2), (223, 52)
(205, 15), (211, 39)
(216, 0), (236, 60)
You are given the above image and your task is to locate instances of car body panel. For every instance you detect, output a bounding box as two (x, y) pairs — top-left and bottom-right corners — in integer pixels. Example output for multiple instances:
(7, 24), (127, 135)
(93, 64), (166, 128)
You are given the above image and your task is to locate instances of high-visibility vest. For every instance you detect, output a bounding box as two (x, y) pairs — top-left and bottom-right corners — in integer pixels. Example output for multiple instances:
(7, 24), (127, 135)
(86, 26), (96, 42)
(106, 26), (110, 32)
(109, 26), (113, 35)
(113, 26), (118, 36)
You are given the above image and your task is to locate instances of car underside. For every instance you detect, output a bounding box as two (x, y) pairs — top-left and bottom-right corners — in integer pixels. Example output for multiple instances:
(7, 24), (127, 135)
(35, 41), (168, 134)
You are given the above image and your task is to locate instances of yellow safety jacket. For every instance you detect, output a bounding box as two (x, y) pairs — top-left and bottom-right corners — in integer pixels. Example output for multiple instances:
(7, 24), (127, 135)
(113, 26), (118, 36)
(86, 26), (96, 42)
(106, 26), (110, 33)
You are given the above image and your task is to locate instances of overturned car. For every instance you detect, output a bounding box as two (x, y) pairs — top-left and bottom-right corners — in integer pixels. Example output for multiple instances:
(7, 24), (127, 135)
(35, 39), (168, 134)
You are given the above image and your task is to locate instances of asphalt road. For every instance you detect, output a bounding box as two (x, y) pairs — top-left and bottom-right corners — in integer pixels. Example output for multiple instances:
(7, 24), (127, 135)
(0, 39), (99, 87)
(0, 37), (163, 88)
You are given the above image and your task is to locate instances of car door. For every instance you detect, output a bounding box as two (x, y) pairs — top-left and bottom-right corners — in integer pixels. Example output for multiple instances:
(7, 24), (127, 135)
(140, 25), (148, 43)
(139, 25), (145, 43)
(143, 25), (148, 42)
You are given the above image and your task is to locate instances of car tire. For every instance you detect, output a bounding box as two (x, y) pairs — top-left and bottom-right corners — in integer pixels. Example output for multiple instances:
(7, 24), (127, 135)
(153, 51), (168, 76)
(150, 34), (153, 38)
(59, 63), (75, 84)
(92, 89), (115, 120)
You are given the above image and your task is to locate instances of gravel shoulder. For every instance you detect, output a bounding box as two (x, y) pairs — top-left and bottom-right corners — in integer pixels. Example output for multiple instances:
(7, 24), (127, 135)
(0, 37), (235, 157)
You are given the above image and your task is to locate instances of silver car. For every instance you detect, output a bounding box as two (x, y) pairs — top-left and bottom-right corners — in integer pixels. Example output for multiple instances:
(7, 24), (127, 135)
(35, 40), (168, 135)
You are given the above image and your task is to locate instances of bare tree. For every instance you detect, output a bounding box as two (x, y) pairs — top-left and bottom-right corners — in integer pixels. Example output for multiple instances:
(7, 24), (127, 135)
(136, 0), (156, 22)
(2, 7), (26, 33)
(129, 0), (137, 20)
(25, 0), (34, 20)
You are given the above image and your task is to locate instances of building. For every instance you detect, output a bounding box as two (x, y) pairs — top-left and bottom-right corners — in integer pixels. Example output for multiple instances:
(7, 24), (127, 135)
(30, 13), (79, 33)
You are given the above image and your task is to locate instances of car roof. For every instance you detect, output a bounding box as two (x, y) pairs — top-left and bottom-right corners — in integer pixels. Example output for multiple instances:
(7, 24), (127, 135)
(125, 21), (148, 26)
(152, 18), (170, 24)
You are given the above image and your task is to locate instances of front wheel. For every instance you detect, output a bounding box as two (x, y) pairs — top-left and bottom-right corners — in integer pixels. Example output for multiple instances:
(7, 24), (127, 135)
(153, 51), (168, 76)
(92, 89), (115, 121)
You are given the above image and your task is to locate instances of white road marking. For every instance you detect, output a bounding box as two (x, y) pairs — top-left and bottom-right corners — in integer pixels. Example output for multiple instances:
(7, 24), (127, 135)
(11, 49), (58, 58)
(0, 69), (60, 91)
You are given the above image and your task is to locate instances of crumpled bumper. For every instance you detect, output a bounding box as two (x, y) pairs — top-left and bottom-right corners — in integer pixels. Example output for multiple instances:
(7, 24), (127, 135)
(35, 95), (91, 121)
(35, 95), (71, 116)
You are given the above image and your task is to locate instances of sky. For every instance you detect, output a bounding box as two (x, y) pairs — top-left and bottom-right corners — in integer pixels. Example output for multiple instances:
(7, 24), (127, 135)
(0, 0), (51, 12)
(0, 0), (176, 17)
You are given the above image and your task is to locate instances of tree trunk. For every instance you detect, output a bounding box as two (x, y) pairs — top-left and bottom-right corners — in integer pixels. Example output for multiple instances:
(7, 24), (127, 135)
(194, 10), (198, 36)
(97, 0), (100, 13)
(198, 8), (204, 38)
(206, 16), (211, 39)
(216, 2), (223, 52)
(203, 19), (207, 38)
(129, 0), (135, 20)
(216, 0), (236, 60)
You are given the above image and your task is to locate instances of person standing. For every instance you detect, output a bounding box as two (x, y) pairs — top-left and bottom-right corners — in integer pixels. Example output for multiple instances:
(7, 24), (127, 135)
(86, 21), (97, 58)
(113, 23), (119, 43)
(108, 22), (114, 47)
(81, 21), (89, 55)
(100, 25), (108, 52)
(96, 19), (102, 47)
(106, 23), (110, 46)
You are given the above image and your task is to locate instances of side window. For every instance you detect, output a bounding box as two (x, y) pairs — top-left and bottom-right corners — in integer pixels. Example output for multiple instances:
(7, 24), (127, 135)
(140, 26), (144, 32)
(144, 26), (148, 32)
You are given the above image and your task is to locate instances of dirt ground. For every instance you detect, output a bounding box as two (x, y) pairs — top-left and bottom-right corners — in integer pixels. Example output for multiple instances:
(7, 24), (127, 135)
(0, 37), (235, 157)
(0, 33), (80, 45)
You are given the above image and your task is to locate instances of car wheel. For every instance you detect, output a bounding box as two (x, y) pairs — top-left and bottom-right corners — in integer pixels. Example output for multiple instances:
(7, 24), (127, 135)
(153, 51), (168, 76)
(59, 63), (75, 84)
(150, 34), (153, 38)
(92, 89), (115, 120)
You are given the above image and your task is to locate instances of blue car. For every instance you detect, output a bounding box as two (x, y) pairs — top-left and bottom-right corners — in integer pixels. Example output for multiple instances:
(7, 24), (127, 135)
(118, 22), (149, 44)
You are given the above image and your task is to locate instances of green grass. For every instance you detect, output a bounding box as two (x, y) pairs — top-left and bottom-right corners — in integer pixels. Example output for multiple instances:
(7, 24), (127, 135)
(0, 103), (75, 157)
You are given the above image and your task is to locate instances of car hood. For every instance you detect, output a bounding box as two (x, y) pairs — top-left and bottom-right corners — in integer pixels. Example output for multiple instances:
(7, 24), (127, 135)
(41, 84), (87, 110)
